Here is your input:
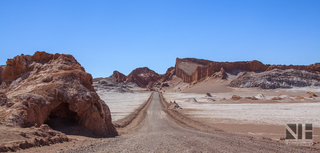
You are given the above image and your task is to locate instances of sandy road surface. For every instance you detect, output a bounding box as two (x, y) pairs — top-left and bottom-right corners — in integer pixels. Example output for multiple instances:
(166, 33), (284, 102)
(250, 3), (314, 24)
(67, 92), (318, 152)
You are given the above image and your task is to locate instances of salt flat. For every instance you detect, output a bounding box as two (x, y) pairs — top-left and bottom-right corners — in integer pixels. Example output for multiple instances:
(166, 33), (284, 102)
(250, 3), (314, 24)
(97, 91), (151, 121)
(163, 92), (320, 127)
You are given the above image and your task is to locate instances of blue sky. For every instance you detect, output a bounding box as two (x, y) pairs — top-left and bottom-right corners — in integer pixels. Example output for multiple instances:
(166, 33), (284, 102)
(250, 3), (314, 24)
(1, 0), (319, 77)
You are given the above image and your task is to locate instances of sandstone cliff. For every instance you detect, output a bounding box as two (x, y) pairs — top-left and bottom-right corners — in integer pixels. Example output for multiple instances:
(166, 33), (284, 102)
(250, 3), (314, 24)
(175, 58), (267, 83)
(0, 65), (4, 85)
(0, 51), (117, 136)
(175, 58), (320, 83)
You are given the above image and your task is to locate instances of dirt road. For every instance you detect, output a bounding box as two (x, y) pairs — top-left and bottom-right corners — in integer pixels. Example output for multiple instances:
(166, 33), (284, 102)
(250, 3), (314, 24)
(68, 92), (318, 152)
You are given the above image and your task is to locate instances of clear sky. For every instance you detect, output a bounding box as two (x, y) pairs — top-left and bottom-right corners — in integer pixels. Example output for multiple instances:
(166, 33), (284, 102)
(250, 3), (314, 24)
(1, 0), (319, 78)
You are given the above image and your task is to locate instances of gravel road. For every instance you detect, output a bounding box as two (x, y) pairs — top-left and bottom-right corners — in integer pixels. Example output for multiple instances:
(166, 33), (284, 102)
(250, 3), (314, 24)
(69, 92), (319, 152)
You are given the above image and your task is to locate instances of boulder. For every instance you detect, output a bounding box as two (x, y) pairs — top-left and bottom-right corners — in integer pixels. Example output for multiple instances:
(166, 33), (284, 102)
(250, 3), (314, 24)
(255, 94), (266, 99)
(231, 95), (242, 100)
(206, 93), (212, 97)
(0, 51), (117, 136)
(303, 92), (317, 98)
(251, 96), (259, 100)
(167, 101), (182, 109)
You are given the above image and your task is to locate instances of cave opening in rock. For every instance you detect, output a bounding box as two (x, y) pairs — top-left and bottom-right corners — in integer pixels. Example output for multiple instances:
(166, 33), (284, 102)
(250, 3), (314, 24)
(44, 103), (79, 129)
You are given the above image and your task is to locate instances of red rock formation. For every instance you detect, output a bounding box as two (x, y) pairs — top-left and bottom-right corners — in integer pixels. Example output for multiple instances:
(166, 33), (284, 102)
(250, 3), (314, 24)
(175, 58), (320, 83)
(0, 51), (117, 136)
(111, 67), (174, 89)
(113, 71), (127, 82)
(212, 67), (227, 79)
(266, 63), (320, 73)
(175, 58), (269, 83)
(126, 67), (161, 88)
(159, 67), (175, 82)
(0, 65), (4, 85)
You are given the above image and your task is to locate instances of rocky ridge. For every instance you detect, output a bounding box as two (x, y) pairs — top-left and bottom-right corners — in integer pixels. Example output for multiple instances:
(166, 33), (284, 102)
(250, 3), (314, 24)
(229, 69), (320, 89)
(93, 75), (134, 93)
(175, 58), (269, 83)
(113, 71), (127, 82)
(105, 58), (320, 90)
(0, 51), (117, 136)
(175, 58), (320, 84)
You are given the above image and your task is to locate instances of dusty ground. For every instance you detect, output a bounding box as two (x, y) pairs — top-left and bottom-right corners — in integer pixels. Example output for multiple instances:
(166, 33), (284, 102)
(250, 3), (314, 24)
(15, 92), (320, 153)
(163, 80), (320, 144)
(10, 92), (319, 152)
(96, 91), (151, 122)
(2, 79), (319, 152)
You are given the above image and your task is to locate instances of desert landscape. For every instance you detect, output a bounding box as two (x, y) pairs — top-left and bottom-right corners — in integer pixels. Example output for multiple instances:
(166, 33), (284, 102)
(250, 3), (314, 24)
(0, 51), (319, 152)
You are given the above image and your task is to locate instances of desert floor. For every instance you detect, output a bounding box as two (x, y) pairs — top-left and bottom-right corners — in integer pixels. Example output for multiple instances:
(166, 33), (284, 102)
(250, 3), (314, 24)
(163, 81), (320, 143)
(9, 81), (320, 152)
(17, 92), (320, 153)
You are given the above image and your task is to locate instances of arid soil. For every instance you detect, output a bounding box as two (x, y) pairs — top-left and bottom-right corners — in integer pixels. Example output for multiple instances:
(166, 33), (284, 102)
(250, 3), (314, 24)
(16, 92), (320, 152)
(163, 80), (320, 145)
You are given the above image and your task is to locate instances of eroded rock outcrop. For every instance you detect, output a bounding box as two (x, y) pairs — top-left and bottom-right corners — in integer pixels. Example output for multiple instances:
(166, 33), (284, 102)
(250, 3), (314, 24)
(167, 101), (181, 109)
(266, 63), (320, 73)
(93, 75), (134, 93)
(113, 71), (127, 82)
(229, 69), (320, 89)
(303, 92), (317, 98)
(175, 58), (320, 84)
(0, 65), (5, 85)
(126, 67), (161, 88)
(159, 67), (175, 82)
(231, 95), (242, 100)
(0, 51), (117, 136)
(175, 58), (268, 83)
(212, 68), (227, 79)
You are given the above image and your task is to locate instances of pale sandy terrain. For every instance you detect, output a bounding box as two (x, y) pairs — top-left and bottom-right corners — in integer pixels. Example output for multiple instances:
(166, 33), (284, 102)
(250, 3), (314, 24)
(96, 91), (151, 122)
(163, 81), (320, 143)
(18, 93), (320, 153)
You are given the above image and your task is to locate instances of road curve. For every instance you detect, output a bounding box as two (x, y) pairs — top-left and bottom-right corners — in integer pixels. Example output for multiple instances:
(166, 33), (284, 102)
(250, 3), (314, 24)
(70, 92), (318, 152)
